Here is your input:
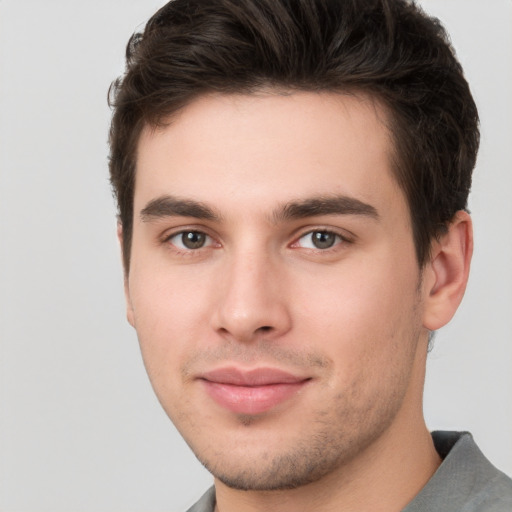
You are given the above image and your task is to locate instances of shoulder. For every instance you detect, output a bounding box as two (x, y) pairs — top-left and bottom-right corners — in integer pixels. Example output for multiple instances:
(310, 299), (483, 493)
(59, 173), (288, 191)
(459, 472), (512, 512)
(404, 431), (512, 512)
(185, 486), (216, 512)
(475, 473), (512, 510)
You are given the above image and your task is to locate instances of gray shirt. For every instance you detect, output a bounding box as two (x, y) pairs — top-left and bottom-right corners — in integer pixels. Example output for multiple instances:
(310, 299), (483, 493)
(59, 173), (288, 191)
(186, 432), (512, 512)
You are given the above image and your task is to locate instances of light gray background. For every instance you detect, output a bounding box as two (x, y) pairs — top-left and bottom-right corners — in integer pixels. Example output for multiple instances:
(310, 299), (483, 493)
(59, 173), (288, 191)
(0, 1), (511, 511)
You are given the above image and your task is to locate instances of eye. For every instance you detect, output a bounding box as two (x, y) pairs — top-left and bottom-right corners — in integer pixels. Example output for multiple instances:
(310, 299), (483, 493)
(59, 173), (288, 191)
(295, 230), (344, 250)
(167, 230), (214, 250)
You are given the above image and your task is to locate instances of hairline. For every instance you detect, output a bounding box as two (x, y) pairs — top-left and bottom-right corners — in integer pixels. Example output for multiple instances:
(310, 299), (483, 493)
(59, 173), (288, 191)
(121, 87), (430, 272)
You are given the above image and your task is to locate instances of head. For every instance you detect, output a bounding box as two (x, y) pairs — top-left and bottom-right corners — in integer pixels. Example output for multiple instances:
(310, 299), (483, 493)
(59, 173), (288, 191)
(108, 0), (478, 496)
(109, 0), (479, 272)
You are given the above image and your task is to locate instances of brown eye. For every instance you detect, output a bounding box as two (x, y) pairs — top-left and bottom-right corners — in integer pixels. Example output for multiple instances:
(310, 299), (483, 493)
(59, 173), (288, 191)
(297, 230), (342, 250)
(168, 231), (211, 250)
(182, 231), (206, 249)
(311, 231), (337, 249)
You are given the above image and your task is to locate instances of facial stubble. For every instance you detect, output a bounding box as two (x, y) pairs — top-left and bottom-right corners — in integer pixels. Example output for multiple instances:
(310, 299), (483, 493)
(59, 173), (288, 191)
(186, 323), (423, 492)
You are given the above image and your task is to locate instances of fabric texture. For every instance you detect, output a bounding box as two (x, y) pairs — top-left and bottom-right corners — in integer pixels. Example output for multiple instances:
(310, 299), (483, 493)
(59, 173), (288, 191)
(186, 431), (512, 512)
(403, 431), (512, 512)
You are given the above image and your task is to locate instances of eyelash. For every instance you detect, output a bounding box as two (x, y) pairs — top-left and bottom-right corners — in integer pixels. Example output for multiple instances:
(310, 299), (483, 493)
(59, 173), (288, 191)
(162, 227), (352, 254)
(163, 229), (218, 253)
(291, 229), (351, 252)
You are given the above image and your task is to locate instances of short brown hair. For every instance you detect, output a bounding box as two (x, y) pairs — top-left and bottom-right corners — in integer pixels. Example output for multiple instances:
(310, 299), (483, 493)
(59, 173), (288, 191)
(108, 0), (479, 270)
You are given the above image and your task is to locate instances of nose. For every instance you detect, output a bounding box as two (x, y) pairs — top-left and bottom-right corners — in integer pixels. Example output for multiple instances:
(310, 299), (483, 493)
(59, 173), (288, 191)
(212, 250), (292, 343)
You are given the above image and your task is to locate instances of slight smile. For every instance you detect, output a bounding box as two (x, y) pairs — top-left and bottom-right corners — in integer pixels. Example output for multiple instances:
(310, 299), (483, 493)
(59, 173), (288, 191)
(199, 367), (312, 415)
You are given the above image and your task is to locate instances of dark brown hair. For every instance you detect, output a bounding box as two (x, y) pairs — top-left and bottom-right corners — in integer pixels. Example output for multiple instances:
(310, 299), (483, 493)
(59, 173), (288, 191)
(108, 0), (479, 270)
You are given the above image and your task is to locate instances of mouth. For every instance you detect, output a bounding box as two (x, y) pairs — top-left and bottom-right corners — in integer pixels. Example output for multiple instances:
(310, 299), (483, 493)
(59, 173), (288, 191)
(198, 367), (311, 415)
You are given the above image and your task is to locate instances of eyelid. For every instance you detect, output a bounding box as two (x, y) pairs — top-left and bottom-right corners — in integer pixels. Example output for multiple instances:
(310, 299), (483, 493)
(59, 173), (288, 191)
(159, 224), (353, 252)
(161, 226), (221, 251)
(290, 227), (354, 250)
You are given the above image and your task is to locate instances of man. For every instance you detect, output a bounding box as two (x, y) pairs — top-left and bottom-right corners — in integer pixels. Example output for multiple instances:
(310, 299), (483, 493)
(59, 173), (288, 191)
(108, 0), (512, 510)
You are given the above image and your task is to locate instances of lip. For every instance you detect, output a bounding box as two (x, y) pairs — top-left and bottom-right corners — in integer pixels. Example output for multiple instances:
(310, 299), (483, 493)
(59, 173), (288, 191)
(199, 367), (310, 415)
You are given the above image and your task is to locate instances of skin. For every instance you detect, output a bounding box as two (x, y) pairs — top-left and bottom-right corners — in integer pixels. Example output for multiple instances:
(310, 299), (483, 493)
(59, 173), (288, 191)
(122, 92), (472, 512)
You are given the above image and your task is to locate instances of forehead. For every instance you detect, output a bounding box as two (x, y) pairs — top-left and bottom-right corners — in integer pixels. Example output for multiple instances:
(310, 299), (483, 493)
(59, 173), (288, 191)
(134, 91), (403, 216)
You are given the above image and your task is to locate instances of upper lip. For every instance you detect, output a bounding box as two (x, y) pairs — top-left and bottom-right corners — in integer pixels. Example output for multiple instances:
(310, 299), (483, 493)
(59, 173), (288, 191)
(199, 367), (310, 386)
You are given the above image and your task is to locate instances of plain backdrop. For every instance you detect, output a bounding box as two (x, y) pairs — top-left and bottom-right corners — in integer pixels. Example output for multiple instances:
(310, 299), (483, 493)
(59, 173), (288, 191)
(0, 1), (511, 511)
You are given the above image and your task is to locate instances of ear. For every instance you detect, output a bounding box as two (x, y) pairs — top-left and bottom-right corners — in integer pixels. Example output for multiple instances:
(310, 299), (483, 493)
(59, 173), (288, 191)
(117, 222), (135, 328)
(422, 211), (473, 331)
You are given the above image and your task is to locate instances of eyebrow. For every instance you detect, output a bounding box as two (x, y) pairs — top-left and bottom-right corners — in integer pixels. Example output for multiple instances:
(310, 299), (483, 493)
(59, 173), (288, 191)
(273, 195), (379, 223)
(140, 195), (221, 222)
(140, 194), (378, 224)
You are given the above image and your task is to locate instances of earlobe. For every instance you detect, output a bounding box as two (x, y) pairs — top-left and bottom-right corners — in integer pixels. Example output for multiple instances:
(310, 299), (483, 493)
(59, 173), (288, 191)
(117, 222), (136, 328)
(422, 211), (473, 331)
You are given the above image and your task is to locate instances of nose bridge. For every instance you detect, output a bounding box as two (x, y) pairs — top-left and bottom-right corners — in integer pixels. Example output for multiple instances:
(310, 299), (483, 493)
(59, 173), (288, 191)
(213, 243), (291, 342)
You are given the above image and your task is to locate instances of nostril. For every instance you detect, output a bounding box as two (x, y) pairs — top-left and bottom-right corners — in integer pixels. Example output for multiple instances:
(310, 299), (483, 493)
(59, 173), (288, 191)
(258, 326), (273, 332)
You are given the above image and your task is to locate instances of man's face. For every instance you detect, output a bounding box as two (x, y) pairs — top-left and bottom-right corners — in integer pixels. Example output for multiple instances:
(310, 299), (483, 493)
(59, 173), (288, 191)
(126, 92), (431, 490)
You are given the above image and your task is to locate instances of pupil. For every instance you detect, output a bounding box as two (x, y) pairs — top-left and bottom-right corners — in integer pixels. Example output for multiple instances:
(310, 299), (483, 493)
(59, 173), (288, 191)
(182, 231), (205, 249)
(313, 231), (335, 249)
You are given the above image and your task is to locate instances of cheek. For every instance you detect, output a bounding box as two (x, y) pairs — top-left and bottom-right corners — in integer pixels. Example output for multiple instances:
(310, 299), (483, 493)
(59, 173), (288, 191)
(127, 267), (211, 382)
(291, 253), (421, 373)
(295, 257), (417, 332)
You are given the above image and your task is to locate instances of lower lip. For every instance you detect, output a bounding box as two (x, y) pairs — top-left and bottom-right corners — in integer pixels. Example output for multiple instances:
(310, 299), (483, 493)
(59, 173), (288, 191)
(201, 380), (308, 415)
